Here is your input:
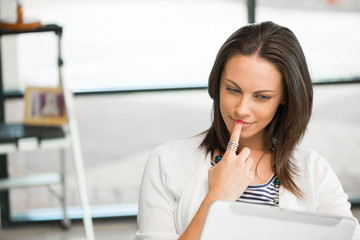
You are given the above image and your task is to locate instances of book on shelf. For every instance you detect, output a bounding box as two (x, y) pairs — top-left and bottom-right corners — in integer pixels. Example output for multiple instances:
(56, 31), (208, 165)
(0, 123), (66, 145)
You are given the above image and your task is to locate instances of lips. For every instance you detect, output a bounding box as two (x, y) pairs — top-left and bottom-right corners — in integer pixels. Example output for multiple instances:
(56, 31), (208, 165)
(230, 117), (253, 128)
(241, 121), (253, 128)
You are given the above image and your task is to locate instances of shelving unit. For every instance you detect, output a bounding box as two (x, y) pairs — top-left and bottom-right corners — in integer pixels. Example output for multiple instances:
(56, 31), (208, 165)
(0, 25), (95, 240)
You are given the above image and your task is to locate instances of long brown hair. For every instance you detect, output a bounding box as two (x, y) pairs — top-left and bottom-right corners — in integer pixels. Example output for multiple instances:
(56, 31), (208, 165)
(200, 21), (313, 198)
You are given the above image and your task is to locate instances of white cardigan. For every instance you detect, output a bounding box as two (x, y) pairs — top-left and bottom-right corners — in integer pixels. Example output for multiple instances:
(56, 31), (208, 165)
(135, 135), (360, 239)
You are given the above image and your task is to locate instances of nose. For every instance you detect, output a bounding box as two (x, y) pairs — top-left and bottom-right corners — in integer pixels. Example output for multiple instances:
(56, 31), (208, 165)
(234, 95), (251, 117)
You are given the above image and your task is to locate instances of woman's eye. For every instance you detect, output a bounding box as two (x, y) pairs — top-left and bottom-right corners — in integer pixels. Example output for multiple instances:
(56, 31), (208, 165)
(256, 95), (271, 100)
(226, 87), (241, 93)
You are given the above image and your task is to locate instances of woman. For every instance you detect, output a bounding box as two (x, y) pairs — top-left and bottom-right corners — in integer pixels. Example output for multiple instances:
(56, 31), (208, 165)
(135, 21), (360, 239)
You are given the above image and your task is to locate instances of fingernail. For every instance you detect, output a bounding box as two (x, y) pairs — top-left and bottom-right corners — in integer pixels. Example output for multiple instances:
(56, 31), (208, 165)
(237, 120), (242, 125)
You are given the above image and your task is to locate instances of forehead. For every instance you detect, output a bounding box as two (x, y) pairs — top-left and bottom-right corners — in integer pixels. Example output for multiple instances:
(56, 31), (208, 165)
(222, 54), (283, 92)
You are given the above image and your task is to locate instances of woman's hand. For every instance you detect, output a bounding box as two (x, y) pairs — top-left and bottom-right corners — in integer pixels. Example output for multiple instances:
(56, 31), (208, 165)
(207, 121), (255, 201)
(179, 121), (254, 240)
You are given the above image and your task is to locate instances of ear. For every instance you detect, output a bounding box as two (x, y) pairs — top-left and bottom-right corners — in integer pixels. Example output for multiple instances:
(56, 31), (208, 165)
(280, 100), (286, 105)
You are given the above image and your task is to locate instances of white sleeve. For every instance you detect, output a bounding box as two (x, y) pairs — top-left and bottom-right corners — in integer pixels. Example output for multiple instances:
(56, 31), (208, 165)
(312, 154), (360, 240)
(135, 145), (179, 240)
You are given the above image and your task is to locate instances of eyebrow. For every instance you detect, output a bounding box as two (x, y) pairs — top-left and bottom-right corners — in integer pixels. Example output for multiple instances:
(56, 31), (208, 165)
(226, 79), (276, 93)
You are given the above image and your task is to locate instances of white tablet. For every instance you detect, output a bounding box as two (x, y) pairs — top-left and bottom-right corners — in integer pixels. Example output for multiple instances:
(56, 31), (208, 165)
(200, 200), (357, 240)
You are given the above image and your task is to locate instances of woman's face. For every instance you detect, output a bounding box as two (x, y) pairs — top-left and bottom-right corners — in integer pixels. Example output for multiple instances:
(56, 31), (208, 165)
(219, 54), (284, 147)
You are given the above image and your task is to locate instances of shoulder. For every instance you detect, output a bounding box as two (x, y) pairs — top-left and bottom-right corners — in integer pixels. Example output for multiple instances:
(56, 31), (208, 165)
(290, 148), (353, 217)
(144, 134), (207, 200)
(290, 147), (338, 193)
(152, 134), (205, 157)
(150, 134), (206, 165)
(290, 148), (341, 197)
(291, 148), (330, 173)
(146, 134), (207, 176)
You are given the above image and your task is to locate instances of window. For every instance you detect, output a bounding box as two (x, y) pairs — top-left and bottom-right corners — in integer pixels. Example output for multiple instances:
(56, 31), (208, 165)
(11, 0), (248, 92)
(256, 0), (360, 83)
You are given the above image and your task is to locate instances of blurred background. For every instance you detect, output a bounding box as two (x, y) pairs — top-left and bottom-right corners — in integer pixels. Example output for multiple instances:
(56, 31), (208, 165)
(0, 0), (360, 239)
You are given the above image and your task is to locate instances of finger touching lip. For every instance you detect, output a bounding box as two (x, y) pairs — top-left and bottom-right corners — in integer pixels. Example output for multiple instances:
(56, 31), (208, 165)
(229, 120), (242, 142)
(230, 117), (253, 128)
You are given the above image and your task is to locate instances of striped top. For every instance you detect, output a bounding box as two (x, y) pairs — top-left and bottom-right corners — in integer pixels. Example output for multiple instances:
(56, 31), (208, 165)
(210, 161), (280, 207)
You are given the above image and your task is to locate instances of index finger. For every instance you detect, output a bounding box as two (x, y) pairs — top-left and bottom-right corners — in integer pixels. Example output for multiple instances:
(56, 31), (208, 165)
(229, 120), (243, 143)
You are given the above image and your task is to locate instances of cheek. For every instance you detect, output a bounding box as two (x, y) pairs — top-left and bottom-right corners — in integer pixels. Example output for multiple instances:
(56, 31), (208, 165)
(259, 104), (279, 124)
(219, 94), (235, 132)
(219, 94), (233, 116)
